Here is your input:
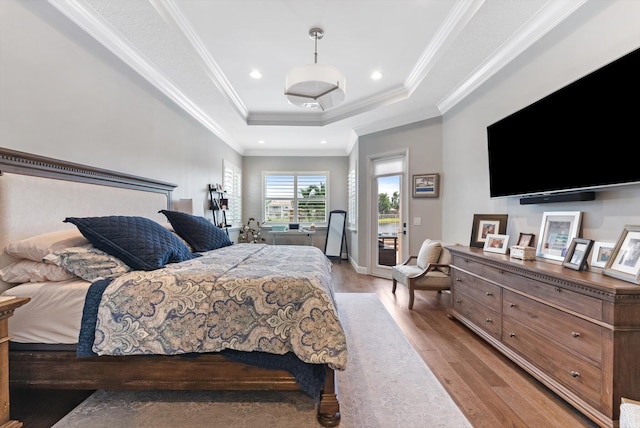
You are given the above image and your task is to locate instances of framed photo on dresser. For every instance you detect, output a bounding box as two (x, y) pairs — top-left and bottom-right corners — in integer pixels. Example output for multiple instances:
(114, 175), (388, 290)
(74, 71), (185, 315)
(603, 225), (640, 284)
(536, 211), (582, 261)
(469, 214), (508, 248)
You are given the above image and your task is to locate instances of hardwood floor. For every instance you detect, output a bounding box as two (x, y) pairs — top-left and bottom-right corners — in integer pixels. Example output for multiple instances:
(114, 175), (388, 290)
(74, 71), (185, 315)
(10, 261), (598, 427)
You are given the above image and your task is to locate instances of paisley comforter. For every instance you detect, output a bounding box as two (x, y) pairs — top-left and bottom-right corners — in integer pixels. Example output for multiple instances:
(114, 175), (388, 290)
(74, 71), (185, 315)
(78, 244), (347, 372)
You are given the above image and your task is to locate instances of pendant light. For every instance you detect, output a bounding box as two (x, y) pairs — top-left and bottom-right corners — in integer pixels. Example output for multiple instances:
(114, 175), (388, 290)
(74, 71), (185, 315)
(285, 28), (346, 111)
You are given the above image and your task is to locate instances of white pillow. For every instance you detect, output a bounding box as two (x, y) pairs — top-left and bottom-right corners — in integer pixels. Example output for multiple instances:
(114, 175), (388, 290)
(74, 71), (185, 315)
(0, 260), (76, 283)
(416, 240), (442, 269)
(5, 229), (88, 262)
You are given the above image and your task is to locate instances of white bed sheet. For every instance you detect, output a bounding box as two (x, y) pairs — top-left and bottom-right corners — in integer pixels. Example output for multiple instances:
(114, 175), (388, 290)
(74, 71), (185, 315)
(1, 278), (90, 344)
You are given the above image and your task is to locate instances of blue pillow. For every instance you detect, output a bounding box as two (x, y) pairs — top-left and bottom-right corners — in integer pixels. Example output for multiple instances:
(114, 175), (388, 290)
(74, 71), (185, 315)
(159, 210), (233, 252)
(64, 216), (197, 271)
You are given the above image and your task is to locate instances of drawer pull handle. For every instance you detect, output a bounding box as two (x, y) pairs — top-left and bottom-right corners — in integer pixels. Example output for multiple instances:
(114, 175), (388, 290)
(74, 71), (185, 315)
(508, 303), (516, 307)
(456, 278), (462, 282)
(485, 291), (493, 296)
(455, 299), (461, 304)
(555, 287), (562, 293)
(571, 332), (581, 338)
(570, 371), (580, 378)
(509, 333), (516, 338)
(485, 318), (492, 323)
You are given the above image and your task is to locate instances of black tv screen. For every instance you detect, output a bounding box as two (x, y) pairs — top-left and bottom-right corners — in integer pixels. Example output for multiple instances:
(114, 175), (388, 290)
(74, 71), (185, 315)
(487, 47), (640, 199)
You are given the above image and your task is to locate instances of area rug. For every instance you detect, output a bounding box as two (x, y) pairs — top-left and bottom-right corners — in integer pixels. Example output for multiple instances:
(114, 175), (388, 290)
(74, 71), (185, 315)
(53, 293), (471, 428)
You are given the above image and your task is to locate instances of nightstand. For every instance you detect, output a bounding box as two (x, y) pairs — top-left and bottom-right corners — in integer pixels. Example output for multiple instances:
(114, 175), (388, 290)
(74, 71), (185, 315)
(0, 297), (30, 428)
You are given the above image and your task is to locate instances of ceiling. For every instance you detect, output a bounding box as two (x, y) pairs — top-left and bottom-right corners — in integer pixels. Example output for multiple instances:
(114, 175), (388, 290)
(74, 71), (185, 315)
(47, 0), (586, 156)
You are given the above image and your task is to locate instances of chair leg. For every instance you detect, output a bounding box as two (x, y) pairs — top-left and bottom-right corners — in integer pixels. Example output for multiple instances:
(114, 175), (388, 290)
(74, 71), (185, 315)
(392, 279), (397, 294)
(408, 284), (414, 309)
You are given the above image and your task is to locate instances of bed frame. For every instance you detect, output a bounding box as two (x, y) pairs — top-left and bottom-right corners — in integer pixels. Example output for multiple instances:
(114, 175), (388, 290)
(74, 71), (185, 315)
(0, 148), (341, 427)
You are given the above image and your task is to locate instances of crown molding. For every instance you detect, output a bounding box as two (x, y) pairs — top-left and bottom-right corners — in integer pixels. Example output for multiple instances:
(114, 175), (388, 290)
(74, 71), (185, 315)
(47, 0), (244, 155)
(437, 0), (588, 114)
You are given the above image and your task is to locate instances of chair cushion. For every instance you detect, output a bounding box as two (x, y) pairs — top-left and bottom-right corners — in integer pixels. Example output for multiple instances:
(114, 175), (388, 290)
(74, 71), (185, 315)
(391, 265), (451, 286)
(621, 397), (640, 428)
(392, 264), (451, 288)
(417, 239), (442, 269)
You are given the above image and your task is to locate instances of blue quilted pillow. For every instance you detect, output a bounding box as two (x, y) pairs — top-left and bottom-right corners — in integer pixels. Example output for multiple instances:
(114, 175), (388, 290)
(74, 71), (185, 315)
(159, 210), (233, 252)
(64, 216), (197, 271)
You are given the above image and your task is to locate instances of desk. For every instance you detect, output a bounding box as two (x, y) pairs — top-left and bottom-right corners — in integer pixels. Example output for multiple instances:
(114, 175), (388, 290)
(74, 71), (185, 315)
(269, 230), (316, 246)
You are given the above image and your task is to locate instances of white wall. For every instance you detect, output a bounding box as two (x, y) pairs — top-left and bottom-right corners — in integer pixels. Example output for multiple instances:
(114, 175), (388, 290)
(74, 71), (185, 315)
(442, 0), (640, 249)
(242, 156), (349, 248)
(0, 0), (242, 221)
(354, 118), (443, 269)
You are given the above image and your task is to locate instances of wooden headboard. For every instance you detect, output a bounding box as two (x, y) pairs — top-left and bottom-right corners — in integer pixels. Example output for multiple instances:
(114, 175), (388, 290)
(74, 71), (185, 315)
(0, 148), (177, 292)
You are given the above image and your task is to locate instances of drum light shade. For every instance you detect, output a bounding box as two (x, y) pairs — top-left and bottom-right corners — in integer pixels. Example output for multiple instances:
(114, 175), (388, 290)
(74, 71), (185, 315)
(285, 63), (345, 110)
(284, 28), (346, 111)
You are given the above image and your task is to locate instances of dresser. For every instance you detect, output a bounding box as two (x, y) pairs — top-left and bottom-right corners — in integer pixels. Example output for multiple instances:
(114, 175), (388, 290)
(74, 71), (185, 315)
(1, 297), (30, 428)
(448, 246), (640, 428)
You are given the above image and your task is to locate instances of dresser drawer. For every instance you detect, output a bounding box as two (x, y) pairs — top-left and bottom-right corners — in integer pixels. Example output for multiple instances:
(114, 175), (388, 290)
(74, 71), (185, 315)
(503, 290), (603, 365)
(473, 265), (603, 320)
(452, 270), (502, 312)
(453, 255), (600, 318)
(503, 317), (602, 409)
(452, 291), (501, 340)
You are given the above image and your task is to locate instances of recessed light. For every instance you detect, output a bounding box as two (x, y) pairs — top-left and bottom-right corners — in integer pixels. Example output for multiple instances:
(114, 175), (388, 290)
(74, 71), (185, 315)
(370, 71), (383, 80)
(258, 140), (265, 144)
(320, 140), (327, 144)
(250, 70), (262, 79)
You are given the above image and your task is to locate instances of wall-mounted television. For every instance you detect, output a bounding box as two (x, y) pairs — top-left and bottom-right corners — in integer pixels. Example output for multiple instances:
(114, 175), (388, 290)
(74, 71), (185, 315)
(487, 47), (640, 202)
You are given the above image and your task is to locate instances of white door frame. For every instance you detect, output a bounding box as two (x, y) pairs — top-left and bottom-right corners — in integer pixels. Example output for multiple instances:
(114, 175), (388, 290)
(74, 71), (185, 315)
(367, 149), (409, 278)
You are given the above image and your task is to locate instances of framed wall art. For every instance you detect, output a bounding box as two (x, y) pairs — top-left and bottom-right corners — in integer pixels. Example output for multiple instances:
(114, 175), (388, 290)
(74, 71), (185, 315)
(536, 211), (582, 261)
(483, 233), (510, 254)
(469, 214), (508, 248)
(603, 225), (640, 284)
(412, 173), (439, 198)
(590, 241), (615, 269)
(562, 238), (593, 271)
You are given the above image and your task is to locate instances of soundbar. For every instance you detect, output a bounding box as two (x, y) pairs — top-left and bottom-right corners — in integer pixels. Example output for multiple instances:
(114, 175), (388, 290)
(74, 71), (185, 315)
(520, 191), (595, 205)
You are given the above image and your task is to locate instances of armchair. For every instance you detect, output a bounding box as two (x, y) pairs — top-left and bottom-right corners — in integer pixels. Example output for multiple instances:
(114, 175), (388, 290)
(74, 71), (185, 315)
(391, 239), (455, 309)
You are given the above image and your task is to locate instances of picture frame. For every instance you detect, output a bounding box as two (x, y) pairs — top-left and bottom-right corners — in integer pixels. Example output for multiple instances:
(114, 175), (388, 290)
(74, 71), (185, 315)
(603, 225), (640, 284)
(536, 211), (582, 261)
(412, 173), (439, 198)
(562, 238), (593, 271)
(590, 241), (615, 269)
(483, 233), (510, 254)
(517, 233), (535, 247)
(469, 214), (508, 248)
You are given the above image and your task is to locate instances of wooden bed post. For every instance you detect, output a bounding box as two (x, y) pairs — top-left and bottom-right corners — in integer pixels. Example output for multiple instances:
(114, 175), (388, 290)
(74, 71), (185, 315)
(317, 367), (340, 427)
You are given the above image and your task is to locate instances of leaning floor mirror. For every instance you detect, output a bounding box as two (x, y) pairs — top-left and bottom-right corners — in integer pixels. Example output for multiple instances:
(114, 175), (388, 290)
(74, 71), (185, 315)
(325, 210), (348, 263)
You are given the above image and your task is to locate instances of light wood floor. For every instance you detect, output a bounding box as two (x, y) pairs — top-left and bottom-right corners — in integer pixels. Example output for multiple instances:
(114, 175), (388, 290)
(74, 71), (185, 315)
(11, 261), (598, 427)
(331, 261), (598, 428)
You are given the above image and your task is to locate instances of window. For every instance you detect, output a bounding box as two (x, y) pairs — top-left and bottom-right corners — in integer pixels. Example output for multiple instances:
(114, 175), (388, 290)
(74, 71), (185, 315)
(223, 159), (242, 227)
(347, 167), (357, 229)
(263, 172), (328, 224)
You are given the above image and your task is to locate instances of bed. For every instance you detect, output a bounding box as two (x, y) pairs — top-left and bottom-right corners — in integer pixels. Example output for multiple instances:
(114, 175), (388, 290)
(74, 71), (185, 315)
(0, 148), (345, 427)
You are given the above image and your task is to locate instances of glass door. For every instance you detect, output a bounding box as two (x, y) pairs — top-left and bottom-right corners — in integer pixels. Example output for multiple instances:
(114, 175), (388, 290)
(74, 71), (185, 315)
(370, 153), (406, 278)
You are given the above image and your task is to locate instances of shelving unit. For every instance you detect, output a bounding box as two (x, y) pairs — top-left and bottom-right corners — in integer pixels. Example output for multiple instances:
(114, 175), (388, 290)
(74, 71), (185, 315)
(208, 184), (230, 235)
